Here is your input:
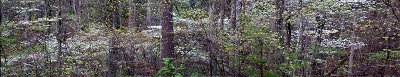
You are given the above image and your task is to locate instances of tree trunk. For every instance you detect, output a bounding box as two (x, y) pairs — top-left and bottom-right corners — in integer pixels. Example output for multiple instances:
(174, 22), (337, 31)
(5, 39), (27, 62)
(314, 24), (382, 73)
(313, 13), (325, 76)
(44, 0), (55, 76)
(146, 0), (153, 28)
(0, 0), (2, 25)
(72, 0), (81, 32)
(258, 38), (265, 77)
(275, 0), (285, 45)
(208, 0), (217, 76)
(107, 0), (121, 77)
(348, 18), (357, 77)
(230, 0), (237, 30)
(161, 0), (174, 60)
(273, 0), (285, 65)
(218, 0), (227, 75)
(286, 19), (292, 50)
(56, 0), (66, 76)
(128, 0), (136, 30)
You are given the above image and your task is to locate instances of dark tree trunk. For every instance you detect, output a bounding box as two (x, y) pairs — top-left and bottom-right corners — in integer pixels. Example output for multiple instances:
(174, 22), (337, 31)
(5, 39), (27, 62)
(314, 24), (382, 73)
(313, 13), (325, 76)
(273, 0), (285, 65)
(44, 0), (55, 76)
(108, 37), (119, 77)
(0, 0), (2, 25)
(229, 0), (241, 76)
(258, 38), (265, 77)
(208, 0), (217, 76)
(161, 0), (174, 67)
(230, 0), (237, 30)
(0, 1), (2, 76)
(146, 0), (154, 29)
(57, 0), (65, 76)
(72, 0), (81, 32)
(219, 0), (227, 75)
(128, 0), (136, 30)
(107, 0), (121, 77)
(285, 15), (293, 50)
(207, 0), (225, 75)
(56, 0), (66, 76)
(275, 0), (285, 45)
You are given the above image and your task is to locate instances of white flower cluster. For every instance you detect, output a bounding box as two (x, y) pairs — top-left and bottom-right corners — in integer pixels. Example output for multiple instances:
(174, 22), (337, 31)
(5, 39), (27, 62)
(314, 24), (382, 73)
(321, 38), (366, 49)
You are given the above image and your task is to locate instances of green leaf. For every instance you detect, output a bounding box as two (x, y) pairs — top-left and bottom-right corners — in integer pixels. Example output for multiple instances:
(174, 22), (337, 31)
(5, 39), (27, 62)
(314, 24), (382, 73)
(382, 37), (389, 40)
(265, 71), (280, 77)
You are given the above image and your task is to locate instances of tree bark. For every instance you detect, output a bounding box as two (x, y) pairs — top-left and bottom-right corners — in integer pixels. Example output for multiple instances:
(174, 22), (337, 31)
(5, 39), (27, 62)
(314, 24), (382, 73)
(44, 0), (55, 76)
(229, 1), (239, 76)
(128, 0), (136, 30)
(230, 0), (237, 30)
(161, 0), (174, 59)
(56, 0), (66, 76)
(275, 0), (285, 45)
(312, 13), (325, 76)
(0, 1), (3, 77)
(107, 0), (121, 77)
(72, 0), (81, 32)
(273, 0), (286, 65)
(146, 0), (154, 28)
(0, 0), (2, 25)
(208, 0), (217, 76)
(348, 18), (357, 77)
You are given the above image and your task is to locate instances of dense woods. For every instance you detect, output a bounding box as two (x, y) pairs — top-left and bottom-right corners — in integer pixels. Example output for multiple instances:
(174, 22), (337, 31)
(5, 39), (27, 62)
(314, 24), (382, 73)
(1, 0), (400, 76)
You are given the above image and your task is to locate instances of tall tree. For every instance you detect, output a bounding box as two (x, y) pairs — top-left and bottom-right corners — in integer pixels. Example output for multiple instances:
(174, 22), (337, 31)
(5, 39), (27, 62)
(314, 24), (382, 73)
(275, 0), (285, 45)
(0, 0), (2, 25)
(56, 0), (66, 76)
(230, 0), (237, 30)
(161, 0), (174, 59)
(0, 1), (3, 77)
(146, 0), (153, 28)
(106, 0), (122, 76)
(348, 17), (357, 77)
(128, 0), (136, 30)
(71, 0), (81, 32)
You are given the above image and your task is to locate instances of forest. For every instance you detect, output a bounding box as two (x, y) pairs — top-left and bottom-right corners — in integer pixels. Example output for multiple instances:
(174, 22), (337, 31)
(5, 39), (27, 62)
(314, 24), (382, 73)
(0, 0), (400, 77)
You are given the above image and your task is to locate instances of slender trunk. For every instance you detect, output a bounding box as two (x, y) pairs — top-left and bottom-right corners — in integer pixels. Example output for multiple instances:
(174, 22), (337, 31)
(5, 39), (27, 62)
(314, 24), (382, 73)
(297, 0), (304, 56)
(0, 0), (4, 71)
(128, 0), (136, 30)
(0, 0), (2, 25)
(108, 37), (118, 77)
(118, 2), (122, 29)
(107, 0), (121, 77)
(230, 0), (237, 30)
(208, 0), (219, 75)
(161, 0), (174, 60)
(297, 1), (308, 76)
(208, 41), (214, 76)
(56, 0), (66, 76)
(312, 13), (325, 76)
(146, 0), (153, 28)
(0, 5), (2, 71)
(237, 0), (244, 76)
(348, 18), (356, 77)
(286, 21), (292, 49)
(348, 38), (355, 77)
(72, 0), (80, 32)
(275, 0), (285, 45)
(272, 0), (286, 65)
(383, 29), (391, 76)
(230, 0), (240, 76)
(219, 0), (227, 75)
(258, 38), (264, 77)
(44, 0), (54, 76)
